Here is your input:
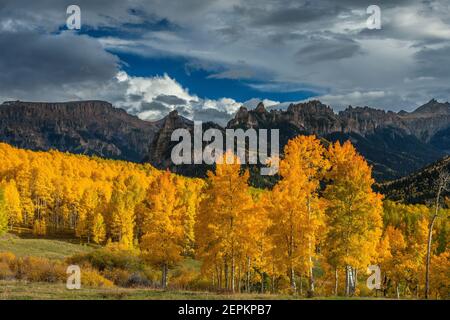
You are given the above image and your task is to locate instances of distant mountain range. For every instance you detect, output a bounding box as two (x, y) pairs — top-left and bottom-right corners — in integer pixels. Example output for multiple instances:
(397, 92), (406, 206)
(1, 98), (449, 185)
(0, 100), (161, 162)
(227, 99), (450, 181)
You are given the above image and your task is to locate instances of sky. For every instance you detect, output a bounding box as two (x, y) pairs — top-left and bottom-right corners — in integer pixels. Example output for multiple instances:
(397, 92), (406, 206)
(0, 0), (450, 125)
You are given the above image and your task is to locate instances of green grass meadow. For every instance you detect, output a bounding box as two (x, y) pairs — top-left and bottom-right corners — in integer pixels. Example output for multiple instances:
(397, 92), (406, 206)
(0, 233), (95, 260)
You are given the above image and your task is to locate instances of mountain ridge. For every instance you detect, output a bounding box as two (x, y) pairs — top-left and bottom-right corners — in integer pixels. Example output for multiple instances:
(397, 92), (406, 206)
(376, 155), (450, 204)
(0, 100), (161, 162)
(225, 99), (450, 181)
(1, 98), (449, 183)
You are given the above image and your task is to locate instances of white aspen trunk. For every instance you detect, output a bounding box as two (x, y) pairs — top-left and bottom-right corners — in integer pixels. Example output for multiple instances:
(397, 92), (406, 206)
(345, 265), (351, 296)
(290, 267), (297, 294)
(161, 263), (168, 289)
(238, 263), (242, 293)
(231, 254), (235, 293)
(247, 256), (251, 293)
(334, 267), (339, 296)
(224, 260), (229, 290)
(299, 274), (303, 296)
(307, 197), (315, 296)
(426, 173), (448, 298)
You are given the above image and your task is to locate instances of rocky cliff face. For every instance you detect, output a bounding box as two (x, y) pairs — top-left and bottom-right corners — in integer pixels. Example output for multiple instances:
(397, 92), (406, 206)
(146, 110), (224, 177)
(0, 100), (161, 162)
(228, 100), (341, 135)
(228, 99), (450, 142)
(398, 99), (450, 142)
(226, 99), (450, 181)
(146, 110), (193, 168)
(1, 98), (449, 183)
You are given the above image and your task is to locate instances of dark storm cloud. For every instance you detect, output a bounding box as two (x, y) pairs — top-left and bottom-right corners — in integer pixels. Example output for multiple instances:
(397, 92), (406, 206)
(128, 94), (144, 102)
(0, 0), (155, 31)
(295, 36), (362, 63)
(192, 108), (232, 126)
(207, 69), (254, 80)
(239, 4), (341, 27)
(231, 0), (416, 29)
(0, 0), (449, 119)
(0, 31), (119, 93)
(414, 45), (450, 78)
(139, 101), (172, 113)
(154, 94), (187, 105)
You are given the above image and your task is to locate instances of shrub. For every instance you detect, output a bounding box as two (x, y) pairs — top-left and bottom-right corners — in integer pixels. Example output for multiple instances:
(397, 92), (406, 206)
(185, 276), (211, 291)
(15, 256), (66, 283)
(82, 269), (114, 288)
(103, 268), (150, 287)
(126, 272), (150, 287)
(0, 261), (14, 280)
(68, 247), (143, 272)
(139, 266), (162, 287)
(170, 259), (202, 290)
(103, 268), (131, 287)
(0, 252), (16, 266)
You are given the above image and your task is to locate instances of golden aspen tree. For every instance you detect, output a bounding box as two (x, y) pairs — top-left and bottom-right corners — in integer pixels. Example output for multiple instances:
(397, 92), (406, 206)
(2, 181), (22, 229)
(268, 135), (328, 295)
(76, 187), (98, 242)
(382, 222), (426, 299)
(425, 171), (449, 299)
(382, 201), (430, 297)
(244, 190), (271, 293)
(61, 180), (77, 229)
(14, 163), (34, 227)
(108, 174), (144, 248)
(91, 212), (106, 244)
(140, 171), (184, 288)
(176, 178), (204, 257)
(89, 190), (108, 244)
(429, 251), (450, 299)
(324, 141), (383, 296)
(0, 187), (8, 235)
(375, 231), (392, 296)
(30, 163), (54, 235)
(379, 226), (408, 298)
(0, 143), (153, 238)
(32, 218), (47, 236)
(196, 152), (254, 293)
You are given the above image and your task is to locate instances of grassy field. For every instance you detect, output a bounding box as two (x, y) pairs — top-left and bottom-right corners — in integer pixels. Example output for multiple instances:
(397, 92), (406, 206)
(0, 233), (95, 259)
(0, 281), (367, 300)
(0, 235), (297, 300)
(0, 234), (393, 300)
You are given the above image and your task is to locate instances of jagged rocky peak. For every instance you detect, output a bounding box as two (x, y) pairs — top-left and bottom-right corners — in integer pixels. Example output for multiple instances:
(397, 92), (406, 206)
(339, 105), (406, 135)
(0, 100), (159, 162)
(168, 109), (193, 125)
(1, 98), (449, 183)
(167, 109), (179, 118)
(147, 110), (195, 168)
(339, 105), (396, 122)
(227, 106), (252, 128)
(154, 109), (193, 130)
(412, 98), (450, 115)
(396, 99), (450, 142)
(287, 100), (334, 115)
(235, 105), (249, 117)
(254, 102), (267, 113)
(283, 100), (340, 135)
(2, 99), (113, 110)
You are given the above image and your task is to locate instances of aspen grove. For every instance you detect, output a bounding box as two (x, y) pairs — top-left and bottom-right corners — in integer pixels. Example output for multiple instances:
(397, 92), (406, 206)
(0, 137), (448, 298)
